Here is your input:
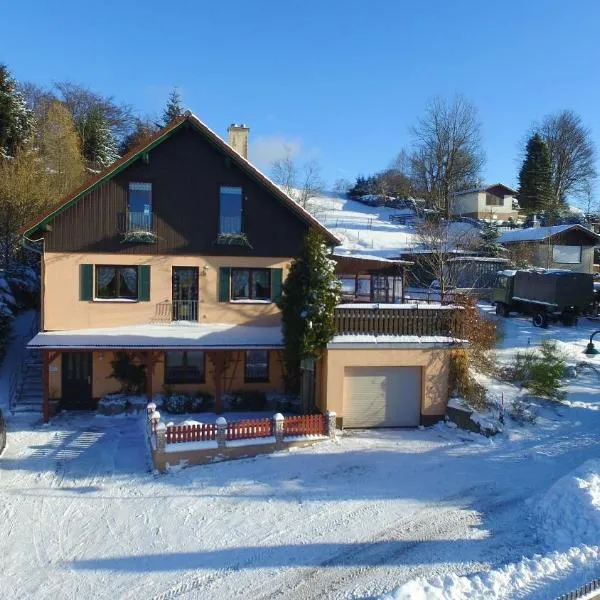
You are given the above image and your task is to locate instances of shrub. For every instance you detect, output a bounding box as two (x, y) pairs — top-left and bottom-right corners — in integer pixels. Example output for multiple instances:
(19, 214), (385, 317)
(509, 398), (537, 424)
(163, 392), (214, 414)
(511, 341), (567, 401)
(449, 349), (488, 411)
(109, 352), (147, 393)
(225, 390), (267, 411)
(451, 295), (498, 374)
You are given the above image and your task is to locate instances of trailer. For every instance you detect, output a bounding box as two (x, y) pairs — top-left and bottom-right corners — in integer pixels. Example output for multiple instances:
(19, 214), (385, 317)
(492, 269), (594, 328)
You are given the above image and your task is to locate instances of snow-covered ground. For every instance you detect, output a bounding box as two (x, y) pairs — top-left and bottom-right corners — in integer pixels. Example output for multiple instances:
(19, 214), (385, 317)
(1, 313), (600, 599)
(309, 193), (477, 258)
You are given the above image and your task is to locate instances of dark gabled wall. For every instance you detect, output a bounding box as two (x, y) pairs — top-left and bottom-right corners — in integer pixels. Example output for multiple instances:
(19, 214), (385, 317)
(42, 126), (310, 257)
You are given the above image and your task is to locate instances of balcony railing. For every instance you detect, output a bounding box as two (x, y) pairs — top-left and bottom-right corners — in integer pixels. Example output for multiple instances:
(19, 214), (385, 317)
(118, 212), (155, 233)
(153, 300), (199, 322)
(334, 305), (464, 338)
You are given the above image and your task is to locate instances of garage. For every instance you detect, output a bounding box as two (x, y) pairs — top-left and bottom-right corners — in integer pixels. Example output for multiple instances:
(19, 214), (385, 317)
(343, 366), (422, 427)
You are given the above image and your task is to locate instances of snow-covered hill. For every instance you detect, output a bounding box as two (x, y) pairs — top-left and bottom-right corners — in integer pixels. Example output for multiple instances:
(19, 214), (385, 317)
(308, 192), (478, 258)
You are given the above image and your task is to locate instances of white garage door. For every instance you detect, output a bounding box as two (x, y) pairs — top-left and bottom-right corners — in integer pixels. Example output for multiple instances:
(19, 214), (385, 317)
(343, 367), (421, 428)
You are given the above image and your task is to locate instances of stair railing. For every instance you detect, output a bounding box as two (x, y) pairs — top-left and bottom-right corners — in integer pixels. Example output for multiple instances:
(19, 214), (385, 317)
(8, 312), (40, 412)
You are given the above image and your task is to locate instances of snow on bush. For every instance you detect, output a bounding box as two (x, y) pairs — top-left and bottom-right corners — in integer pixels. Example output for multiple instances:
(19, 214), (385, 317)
(534, 459), (600, 551)
(380, 545), (600, 600)
(163, 393), (214, 414)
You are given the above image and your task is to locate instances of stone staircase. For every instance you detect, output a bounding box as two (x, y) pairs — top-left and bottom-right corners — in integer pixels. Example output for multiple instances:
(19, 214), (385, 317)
(13, 350), (43, 413)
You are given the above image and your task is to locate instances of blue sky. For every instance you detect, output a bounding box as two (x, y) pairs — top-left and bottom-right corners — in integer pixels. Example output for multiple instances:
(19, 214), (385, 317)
(2, 0), (600, 198)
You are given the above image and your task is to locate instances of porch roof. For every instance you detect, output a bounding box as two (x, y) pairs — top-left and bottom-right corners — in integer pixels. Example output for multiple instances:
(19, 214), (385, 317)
(28, 322), (284, 350)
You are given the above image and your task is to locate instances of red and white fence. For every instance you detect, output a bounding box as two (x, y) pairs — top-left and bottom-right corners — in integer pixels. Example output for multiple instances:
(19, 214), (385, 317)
(146, 405), (336, 470)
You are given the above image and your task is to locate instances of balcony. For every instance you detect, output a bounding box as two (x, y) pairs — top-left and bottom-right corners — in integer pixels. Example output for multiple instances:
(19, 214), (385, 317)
(153, 300), (199, 322)
(118, 212), (157, 243)
(334, 304), (464, 338)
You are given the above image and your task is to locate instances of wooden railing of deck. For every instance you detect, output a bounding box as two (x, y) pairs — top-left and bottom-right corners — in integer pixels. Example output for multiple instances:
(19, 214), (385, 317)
(334, 305), (464, 338)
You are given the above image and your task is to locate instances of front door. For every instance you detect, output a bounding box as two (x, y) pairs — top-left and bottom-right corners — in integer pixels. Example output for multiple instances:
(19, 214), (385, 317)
(172, 267), (199, 321)
(61, 352), (94, 410)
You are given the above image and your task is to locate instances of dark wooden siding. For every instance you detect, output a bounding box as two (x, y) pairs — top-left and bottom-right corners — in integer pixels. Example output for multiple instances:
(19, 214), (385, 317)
(43, 127), (310, 257)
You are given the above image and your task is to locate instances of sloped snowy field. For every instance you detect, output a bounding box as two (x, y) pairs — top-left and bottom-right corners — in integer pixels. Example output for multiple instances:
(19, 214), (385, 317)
(1, 314), (600, 599)
(309, 193), (477, 258)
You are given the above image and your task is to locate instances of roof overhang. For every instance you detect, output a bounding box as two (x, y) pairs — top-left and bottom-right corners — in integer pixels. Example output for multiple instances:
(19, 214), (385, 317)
(28, 323), (284, 350)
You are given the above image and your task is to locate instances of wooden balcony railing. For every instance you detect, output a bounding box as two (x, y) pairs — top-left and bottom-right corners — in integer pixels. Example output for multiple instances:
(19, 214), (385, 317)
(334, 305), (464, 338)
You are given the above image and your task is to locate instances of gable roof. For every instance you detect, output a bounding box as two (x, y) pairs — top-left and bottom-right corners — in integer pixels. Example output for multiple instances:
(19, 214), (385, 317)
(498, 224), (600, 245)
(453, 183), (518, 197)
(20, 112), (340, 245)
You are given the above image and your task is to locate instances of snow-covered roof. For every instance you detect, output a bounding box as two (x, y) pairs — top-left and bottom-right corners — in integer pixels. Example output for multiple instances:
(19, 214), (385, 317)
(498, 224), (600, 244)
(28, 322), (284, 350)
(329, 334), (465, 346)
(447, 256), (510, 263)
(453, 183), (517, 197)
(336, 303), (459, 310)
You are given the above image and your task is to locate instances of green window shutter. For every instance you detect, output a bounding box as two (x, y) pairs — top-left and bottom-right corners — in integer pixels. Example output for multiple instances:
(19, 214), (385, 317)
(218, 267), (231, 302)
(138, 265), (151, 301)
(271, 268), (283, 304)
(79, 264), (93, 301)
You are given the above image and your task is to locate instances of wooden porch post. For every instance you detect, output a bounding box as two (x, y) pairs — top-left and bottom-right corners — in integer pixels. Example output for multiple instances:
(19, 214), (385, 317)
(207, 351), (227, 414)
(42, 350), (50, 423)
(146, 351), (159, 402)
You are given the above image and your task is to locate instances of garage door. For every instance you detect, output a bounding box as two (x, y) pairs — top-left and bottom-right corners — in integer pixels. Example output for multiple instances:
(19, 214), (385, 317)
(343, 367), (421, 428)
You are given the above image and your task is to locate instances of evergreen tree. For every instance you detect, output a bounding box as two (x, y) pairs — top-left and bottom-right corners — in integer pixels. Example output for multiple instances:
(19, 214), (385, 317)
(119, 118), (158, 155)
(479, 221), (506, 257)
(278, 230), (341, 392)
(518, 133), (554, 216)
(81, 108), (119, 168)
(0, 64), (34, 157)
(162, 88), (184, 126)
(38, 101), (85, 196)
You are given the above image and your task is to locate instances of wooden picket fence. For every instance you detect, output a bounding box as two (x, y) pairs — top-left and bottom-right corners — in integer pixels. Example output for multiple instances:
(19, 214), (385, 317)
(166, 423), (217, 444)
(164, 413), (330, 445)
(227, 418), (273, 440)
(283, 414), (327, 437)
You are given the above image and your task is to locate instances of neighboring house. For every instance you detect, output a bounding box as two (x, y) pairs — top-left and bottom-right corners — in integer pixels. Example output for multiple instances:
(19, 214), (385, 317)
(499, 224), (600, 274)
(452, 184), (519, 221)
(446, 256), (511, 289)
(22, 113), (464, 429)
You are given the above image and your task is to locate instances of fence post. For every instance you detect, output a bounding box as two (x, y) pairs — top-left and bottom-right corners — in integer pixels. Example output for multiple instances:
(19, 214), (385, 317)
(150, 410), (161, 435)
(146, 402), (157, 433)
(326, 411), (337, 438)
(273, 413), (284, 448)
(216, 417), (227, 448)
(155, 422), (166, 452)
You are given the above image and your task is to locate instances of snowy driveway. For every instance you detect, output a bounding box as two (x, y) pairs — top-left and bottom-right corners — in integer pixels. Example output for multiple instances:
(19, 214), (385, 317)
(2, 379), (600, 600)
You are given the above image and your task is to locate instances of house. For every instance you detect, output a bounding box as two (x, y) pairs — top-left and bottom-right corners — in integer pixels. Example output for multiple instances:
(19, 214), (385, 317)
(498, 224), (600, 274)
(22, 113), (464, 428)
(451, 184), (519, 221)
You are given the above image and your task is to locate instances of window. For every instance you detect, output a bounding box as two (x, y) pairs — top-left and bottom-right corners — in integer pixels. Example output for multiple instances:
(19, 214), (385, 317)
(552, 245), (582, 264)
(128, 182), (152, 231)
(231, 268), (271, 300)
(164, 351), (205, 384)
(219, 186), (242, 234)
(485, 193), (503, 207)
(245, 350), (269, 382)
(96, 266), (138, 299)
(372, 275), (389, 302)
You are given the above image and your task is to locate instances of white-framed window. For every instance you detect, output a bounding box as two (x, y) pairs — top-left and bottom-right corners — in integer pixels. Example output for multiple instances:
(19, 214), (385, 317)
(552, 245), (582, 264)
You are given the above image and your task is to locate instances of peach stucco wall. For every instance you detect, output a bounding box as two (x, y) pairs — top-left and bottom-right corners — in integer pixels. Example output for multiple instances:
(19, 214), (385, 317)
(321, 347), (451, 422)
(42, 252), (291, 331)
(50, 349), (286, 400)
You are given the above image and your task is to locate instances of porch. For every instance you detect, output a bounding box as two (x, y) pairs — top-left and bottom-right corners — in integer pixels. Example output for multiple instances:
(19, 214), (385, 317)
(27, 323), (285, 422)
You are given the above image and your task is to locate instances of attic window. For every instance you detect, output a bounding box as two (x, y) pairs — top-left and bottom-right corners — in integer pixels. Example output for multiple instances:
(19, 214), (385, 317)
(128, 182), (153, 231)
(219, 186), (242, 234)
(485, 193), (503, 207)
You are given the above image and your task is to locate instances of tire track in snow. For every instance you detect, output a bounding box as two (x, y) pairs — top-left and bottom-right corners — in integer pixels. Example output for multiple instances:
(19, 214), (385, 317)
(149, 487), (487, 600)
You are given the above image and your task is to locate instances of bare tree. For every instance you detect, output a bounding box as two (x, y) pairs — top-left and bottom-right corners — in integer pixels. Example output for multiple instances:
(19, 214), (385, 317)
(413, 218), (480, 301)
(271, 150), (323, 210)
(410, 96), (485, 218)
(538, 110), (596, 206)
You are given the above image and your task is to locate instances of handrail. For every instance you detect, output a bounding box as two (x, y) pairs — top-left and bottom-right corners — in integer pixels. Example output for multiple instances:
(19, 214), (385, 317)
(8, 311), (40, 412)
